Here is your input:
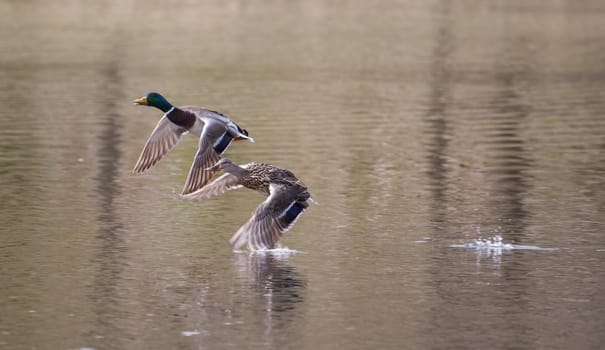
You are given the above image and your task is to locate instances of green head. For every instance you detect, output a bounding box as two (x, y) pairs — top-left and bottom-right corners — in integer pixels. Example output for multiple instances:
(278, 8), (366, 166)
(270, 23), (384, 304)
(133, 92), (173, 113)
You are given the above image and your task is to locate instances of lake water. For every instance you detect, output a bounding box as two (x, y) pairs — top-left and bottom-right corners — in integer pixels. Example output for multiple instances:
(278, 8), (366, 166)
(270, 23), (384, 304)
(1, 1), (604, 349)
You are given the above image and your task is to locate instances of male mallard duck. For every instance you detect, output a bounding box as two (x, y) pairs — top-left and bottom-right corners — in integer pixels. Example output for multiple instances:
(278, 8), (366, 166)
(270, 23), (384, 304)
(133, 92), (254, 194)
(181, 159), (315, 250)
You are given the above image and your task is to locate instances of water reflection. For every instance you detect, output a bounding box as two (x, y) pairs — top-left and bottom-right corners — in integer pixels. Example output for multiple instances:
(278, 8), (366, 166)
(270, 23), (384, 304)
(179, 253), (305, 348)
(232, 252), (305, 315)
(89, 61), (128, 346)
(486, 67), (532, 240)
(424, 0), (453, 230)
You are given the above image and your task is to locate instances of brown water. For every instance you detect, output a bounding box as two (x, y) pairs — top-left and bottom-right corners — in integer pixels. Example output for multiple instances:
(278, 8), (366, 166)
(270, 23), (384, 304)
(1, 1), (605, 349)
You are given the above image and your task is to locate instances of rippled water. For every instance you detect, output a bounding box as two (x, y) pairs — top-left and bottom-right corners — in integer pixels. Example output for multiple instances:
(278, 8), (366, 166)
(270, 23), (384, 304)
(1, 1), (605, 349)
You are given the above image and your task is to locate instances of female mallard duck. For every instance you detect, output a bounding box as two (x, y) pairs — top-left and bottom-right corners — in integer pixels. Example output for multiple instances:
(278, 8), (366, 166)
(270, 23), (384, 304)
(133, 92), (254, 194)
(181, 159), (315, 250)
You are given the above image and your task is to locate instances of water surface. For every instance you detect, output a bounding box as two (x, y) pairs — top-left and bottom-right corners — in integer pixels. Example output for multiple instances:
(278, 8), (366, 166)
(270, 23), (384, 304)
(1, 1), (605, 349)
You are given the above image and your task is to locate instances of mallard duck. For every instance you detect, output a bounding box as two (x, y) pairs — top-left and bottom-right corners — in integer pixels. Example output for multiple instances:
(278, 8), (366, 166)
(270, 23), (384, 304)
(181, 159), (315, 250)
(133, 92), (254, 194)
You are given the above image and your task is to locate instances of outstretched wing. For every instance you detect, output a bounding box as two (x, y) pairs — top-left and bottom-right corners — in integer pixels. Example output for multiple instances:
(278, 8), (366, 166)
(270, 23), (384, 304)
(180, 172), (242, 200)
(181, 120), (226, 195)
(133, 116), (187, 173)
(229, 184), (307, 250)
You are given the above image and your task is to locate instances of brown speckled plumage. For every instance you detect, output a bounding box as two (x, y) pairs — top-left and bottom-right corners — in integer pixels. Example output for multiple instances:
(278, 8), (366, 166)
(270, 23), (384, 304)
(181, 159), (314, 250)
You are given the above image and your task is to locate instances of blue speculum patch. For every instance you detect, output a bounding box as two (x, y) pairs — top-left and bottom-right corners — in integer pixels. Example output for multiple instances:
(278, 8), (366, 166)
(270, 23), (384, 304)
(282, 202), (304, 226)
(213, 133), (232, 154)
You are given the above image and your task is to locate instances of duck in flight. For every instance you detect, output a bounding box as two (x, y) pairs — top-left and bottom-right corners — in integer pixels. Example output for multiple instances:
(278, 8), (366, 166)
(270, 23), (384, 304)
(181, 159), (316, 251)
(133, 92), (254, 194)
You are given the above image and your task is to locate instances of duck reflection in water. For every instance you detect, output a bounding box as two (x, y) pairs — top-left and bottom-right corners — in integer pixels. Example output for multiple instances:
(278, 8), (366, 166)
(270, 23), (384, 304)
(232, 252), (305, 314)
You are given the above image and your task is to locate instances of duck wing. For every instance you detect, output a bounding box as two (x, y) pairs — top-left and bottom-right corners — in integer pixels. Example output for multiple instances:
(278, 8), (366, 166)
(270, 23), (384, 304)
(180, 172), (242, 200)
(229, 184), (308, 250)
(181, 119), (226, 194)
(133, 115), (187, 173)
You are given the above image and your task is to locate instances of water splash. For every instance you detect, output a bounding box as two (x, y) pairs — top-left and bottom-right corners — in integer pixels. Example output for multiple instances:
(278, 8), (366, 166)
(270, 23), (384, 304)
(450, 234), (557, 267)
(234, 245), (302, 257)
(450, 235), (557, 252)
(181, 330), (203, 337)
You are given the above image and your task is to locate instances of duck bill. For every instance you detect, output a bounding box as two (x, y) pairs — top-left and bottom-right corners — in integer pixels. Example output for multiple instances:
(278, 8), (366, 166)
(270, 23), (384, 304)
(133, 96), (149, 105)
